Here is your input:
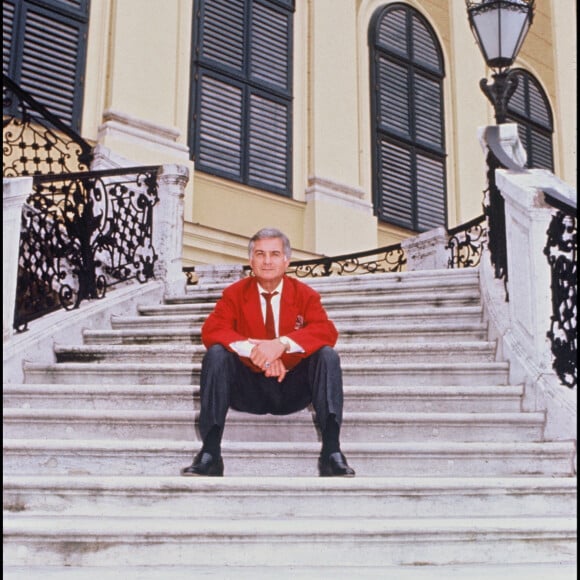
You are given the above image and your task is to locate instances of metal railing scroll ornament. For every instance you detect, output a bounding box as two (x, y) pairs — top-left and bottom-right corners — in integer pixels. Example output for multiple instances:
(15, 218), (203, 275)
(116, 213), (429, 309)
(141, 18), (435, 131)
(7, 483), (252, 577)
(3, 74), (93, 177)
(543, 189), (577, 389)
(3, 76), (162, 332)
(446, 215), (487, 269)
(238, 243), (406, 278)
(284, 243), (407, 278)
(196, 217), (488, 283)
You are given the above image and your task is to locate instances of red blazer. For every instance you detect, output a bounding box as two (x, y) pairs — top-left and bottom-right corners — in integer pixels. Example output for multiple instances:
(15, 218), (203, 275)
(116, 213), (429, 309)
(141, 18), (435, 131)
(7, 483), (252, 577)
(202, 275), (338, 371)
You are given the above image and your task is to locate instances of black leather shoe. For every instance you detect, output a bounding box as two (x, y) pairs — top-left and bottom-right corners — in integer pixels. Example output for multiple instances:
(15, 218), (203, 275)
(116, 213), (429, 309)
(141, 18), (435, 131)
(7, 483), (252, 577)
(318, 451), (355, 477)
(180, 451), (224, 477)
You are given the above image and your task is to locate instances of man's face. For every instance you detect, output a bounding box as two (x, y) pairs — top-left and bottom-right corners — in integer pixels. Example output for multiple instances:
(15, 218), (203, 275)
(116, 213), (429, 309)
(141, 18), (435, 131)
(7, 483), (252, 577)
(249, 237), (290, 288)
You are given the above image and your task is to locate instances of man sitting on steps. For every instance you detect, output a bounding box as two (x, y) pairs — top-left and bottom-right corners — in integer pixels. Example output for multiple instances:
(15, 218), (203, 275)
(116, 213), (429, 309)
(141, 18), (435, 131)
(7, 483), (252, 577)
(181, 227), (355, 478)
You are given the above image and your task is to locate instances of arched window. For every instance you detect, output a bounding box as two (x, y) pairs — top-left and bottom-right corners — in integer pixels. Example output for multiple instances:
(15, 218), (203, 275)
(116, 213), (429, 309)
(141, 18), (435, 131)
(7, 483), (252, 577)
(2, 0), (90, 133)
(189, 0), (294, 197)
(369, 3), (447, 232)
(507, 69), (554, 171)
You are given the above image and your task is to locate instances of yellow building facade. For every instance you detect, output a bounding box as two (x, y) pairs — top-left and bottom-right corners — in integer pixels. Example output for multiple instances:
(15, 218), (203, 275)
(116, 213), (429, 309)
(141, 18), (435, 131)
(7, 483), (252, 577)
(76, 0), (576, 267)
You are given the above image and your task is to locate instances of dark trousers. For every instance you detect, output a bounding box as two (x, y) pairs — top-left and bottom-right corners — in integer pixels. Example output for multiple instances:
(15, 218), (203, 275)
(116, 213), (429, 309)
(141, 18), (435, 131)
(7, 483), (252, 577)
(198, 344), (344, 442)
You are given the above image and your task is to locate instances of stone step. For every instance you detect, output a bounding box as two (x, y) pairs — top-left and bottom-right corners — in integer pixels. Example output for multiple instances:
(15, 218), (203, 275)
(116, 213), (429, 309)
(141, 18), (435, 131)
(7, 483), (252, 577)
(109, 305), (484, 330)
(179, 275), (481, 300)
(177, 268), (482, 302)
(3, 440), (574, 477)
(3, 475), (576, 520)
(337, 321), (489, 343)
(2, 408), (546, 443)
(138, 289), (481, 317)
(82, 320), (490, 345)
(51, 341), (498, 364)
(3, 514), (576, 568)
(22, 361), (510, 386)
(3, 384), (524, 413)
(6, 262), (575, 575)
(3, 563), (577, 580)
(322, 289), (482, 310)
(325, 305), (485, 324)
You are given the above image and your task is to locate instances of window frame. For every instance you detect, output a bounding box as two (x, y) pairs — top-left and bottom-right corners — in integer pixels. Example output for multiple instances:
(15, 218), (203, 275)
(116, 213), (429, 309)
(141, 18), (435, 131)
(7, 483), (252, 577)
(189, 0), (295, 197)
(506, 68), (554, 171)
(3, 0), (90, 133)
(369, 3), (447, 232)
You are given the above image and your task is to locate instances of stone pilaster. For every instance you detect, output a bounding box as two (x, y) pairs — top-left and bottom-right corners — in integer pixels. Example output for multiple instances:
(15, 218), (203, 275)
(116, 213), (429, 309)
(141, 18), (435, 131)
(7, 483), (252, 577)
(3, 177), (32, 342)
(153, 164), (190, 297)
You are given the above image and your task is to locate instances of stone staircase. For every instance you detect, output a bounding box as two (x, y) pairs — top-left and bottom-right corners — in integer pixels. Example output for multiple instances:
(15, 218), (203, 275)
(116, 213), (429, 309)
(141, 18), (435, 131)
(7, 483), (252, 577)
(3, 267), (577, 578)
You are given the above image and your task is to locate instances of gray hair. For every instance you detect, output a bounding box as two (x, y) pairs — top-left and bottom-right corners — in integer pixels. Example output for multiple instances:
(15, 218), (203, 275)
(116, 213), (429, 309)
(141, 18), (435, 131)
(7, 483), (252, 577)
(248, 228), (292, 260)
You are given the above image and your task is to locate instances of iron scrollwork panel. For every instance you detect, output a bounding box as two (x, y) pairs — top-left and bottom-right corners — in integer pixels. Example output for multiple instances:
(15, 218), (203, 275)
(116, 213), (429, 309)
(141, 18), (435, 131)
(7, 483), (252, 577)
(3, 75), (93, 177)
(484, 152), (509, 296)
(92, 171), (159, 286)
(544, 210), (577, 388)
(446, 215), (488, 269)
(14, 168), (160, 331)
(285, 246), (406, 278)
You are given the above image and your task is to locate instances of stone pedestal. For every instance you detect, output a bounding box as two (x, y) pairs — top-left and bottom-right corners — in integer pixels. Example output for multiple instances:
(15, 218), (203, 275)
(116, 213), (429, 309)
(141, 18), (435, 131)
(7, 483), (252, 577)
(3, 177), (32, 342)
(153, 165), (190, 298)
(401, 227), (449, 271)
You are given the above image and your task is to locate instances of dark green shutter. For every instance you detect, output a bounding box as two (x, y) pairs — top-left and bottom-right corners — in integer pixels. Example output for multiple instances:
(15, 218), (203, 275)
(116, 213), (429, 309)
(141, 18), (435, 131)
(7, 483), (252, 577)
(507, 69), (554, 171)
(200, 0), (244, 72)
(414, 74), (443, 149)
(248, 92), (290, 191)
(377, 57), (410, 138)
(3, 0), (89, 132)
(411, 13), (440, 71)
(370, 3), (446, 231)
(3, 1), (16, 77)
(376, 7), (408, 57)
(250, 1), (291, 91)
(192, 0), (294, 196)
(378, 139), (413, 227)
(197, 73), (243, 177)
(416, 154), (446, 230)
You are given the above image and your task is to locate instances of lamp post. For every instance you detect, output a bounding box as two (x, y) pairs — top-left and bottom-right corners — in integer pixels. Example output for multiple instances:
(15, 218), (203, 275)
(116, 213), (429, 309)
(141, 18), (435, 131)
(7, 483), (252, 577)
(466, 0), (535, 123)
(465, 0), (535, 299)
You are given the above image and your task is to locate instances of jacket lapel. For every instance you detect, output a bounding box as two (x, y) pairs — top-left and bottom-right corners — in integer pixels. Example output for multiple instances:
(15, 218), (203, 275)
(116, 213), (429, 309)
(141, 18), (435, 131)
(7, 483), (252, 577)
(242, 278), (267, 337)
(279, 276), (301, 335)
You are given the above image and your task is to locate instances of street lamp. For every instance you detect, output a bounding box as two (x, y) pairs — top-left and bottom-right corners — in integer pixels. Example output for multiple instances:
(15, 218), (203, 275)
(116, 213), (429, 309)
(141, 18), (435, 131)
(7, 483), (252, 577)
(466, 0), (535, 123)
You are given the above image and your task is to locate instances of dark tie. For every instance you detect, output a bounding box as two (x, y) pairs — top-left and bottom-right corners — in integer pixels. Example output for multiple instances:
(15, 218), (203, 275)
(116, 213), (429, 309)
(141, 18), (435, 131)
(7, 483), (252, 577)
(261, 291), (278, 339)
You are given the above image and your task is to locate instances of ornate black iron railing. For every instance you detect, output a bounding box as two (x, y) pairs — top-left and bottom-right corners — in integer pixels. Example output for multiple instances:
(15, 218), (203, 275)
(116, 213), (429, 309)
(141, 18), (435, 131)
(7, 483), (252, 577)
(484, 150), (509, 299)
(183, 216), (488, 283)
(3, 74), (93, 177)
(278, 216), (486, 277)
(281, 242), (407, 277)
(14, 166), (160, 332)
(543, 190), (577, 389)
(3, 75), (162, 331)
(446, 214), (487, 269)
